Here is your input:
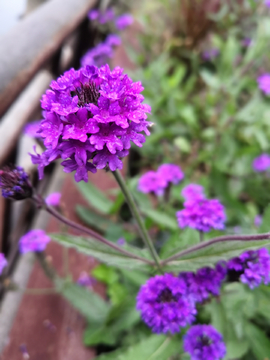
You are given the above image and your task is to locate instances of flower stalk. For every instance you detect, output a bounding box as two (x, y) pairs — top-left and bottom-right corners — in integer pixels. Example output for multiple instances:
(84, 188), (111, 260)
(113, 170), (162, 271)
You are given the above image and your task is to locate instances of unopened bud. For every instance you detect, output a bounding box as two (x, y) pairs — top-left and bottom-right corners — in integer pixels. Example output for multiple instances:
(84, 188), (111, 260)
(0, 166), (32, 200)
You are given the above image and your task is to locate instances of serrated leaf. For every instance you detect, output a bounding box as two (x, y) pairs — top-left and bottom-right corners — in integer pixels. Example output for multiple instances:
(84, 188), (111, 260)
(50, 233), (151, 271)
(95, 335), (180, 360)
(164, 239), (270, 272)
(141, 208), (178, 231)
(160, 228), (199, 258)
(76, 205), (115, 232)
(56, 280), (110, 323)
(76, 181), (113, 214)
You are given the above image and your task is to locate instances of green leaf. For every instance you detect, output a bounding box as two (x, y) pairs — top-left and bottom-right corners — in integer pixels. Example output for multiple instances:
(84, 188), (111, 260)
(95, 335), (180, 360)
(259, 204), (270, 233)
(84, 323), (118, 346)
(76, 205), (115, 232)
(174, 137), (191, 153)
(245, 322), (270, 359)
(163, 239), (270, 272)
(76, 181), (113, 214)
(56, 280), (110, 323)
(50, 233), (151, 271)
(160, 228), (199, 258)
(225, 340), (249, 359)
(141, 208), (178, 231)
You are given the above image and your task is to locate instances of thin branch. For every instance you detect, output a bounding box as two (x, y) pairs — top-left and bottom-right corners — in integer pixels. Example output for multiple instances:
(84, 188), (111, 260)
(161, 232), (270, 265)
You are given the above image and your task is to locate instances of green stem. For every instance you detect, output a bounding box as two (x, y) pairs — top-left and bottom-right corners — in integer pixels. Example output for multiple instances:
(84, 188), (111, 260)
(113, 170), (162, 271)
(199, 231), (204, 242)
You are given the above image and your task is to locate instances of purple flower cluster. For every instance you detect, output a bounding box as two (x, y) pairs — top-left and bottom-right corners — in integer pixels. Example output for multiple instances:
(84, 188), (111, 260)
(228, 248), (270, 289)
(0, 166), (32, 200)
(81, 34), (121, 68)
(45, 192), (61, 206)
(177, 188), (226, 232)
(202, 48), (219, 61)
(88, 8), (115, 24)
(181, 184), (205, 201)
(24, 120), (42, 138)
(19, 229), (50, 253)
(77, 271), (96, 288)
(254, 214), (262, 227)
(252, 153), (270, 172)
(184, 325), (226, 360)
(0, 253), (7, 275)
(138, 164), (184, 196)
(32, 64), (151, 181)
(179, 262), (227, 303)
(257, 73), (270, 95)
(115, 14), (133, 30)
(136, 273), (196, 334)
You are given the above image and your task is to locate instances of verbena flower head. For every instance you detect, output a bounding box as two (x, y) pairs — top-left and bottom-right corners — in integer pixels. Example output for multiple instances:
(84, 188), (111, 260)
(157, 164), (184, 186)
(227, 248), (270, 289)
(252, 153), (270, 172)
(181, 184), (205, 201)
(0, 166), (32, 200)
(106, 34), (121, 47)
(136, 273), (196, 334)
(202, 48), (219, 61)
(184, 324), (226, 360)
(176, 198), (226, 232)
(19, 229), (50, 253)
(179, 262), (227, 303)
(32, 64), (151, 181)
(88, 9), (99, 21)
(115, 14), (133, 30)
(45, 192), (61, 206)
(24, 120), (42, 138)
(257, 74), (270, 95)
(0, 253), (7, 275)
(138, 171), (167, 196)
(254, 215), (262, 227)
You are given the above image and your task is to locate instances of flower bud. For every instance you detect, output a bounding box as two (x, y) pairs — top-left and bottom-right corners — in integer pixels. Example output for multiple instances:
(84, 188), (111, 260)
(0, 166), (32, 200)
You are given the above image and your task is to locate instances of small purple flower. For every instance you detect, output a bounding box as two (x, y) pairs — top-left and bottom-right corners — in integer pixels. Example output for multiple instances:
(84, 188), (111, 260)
(228, 248), (270, 289)
(184, 324), (226, 360)
(115, 14), (133, 30)
(157, 164), (184, 186)
(117, 237), (125, 246)
(176, 198), (226, 232)
(45, 192), (61, 206)
(138, 171), (167, 196)
(254, 215), (262, 227)
(136, 273), (196, 334)
(265, 0), (270, 8)
(242, 37), (252, 47)
(252, 153), (270, 172)
(88, 9), (99, 21)
(106, 34), (121, 47)
(0, 166), (32, 200)
(32, 64), (151, 181)
(99, 8), (115, 24)
(77, 271), (95, 288)
(19, 229), (50, 253)
(181, 184), (205, 201)
(179, 262), (227, 303)
(257, 73), (270, 95)
(202, 48), (219, 61)
(81, 43), (113, 68)
(24, 120), (42, 138)
(0, 253), (7, 275)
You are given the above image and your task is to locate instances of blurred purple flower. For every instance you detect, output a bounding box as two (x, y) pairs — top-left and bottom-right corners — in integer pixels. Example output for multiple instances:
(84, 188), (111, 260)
(19, 229), (50, 253)
(45, 192), (61, 206)
(177, 198), (226, 232)
(181, 184), (205, 201)
(184, 325), (226, 360)
(138, 171), (167, 196)
(242, 37), (252, 47)
(228, 248), (270, 289)
(257, 73), (270, 95)
(117, 237), (125, 246)
(0, 166), (32, 200)
(254, 215), (262, 227)
(157, 164), (184, 186)
(88, 9), (99, 21)
(252, 153), (270, 172)
(115, 14), (133, 30)
(0, 253), (7, 275)
(81, 43), (113, 67)
(202, 48), (219, 61)
(265, 0), (270, 8)
(77, 271), (95, 288)
(105, 34), (121, 47)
